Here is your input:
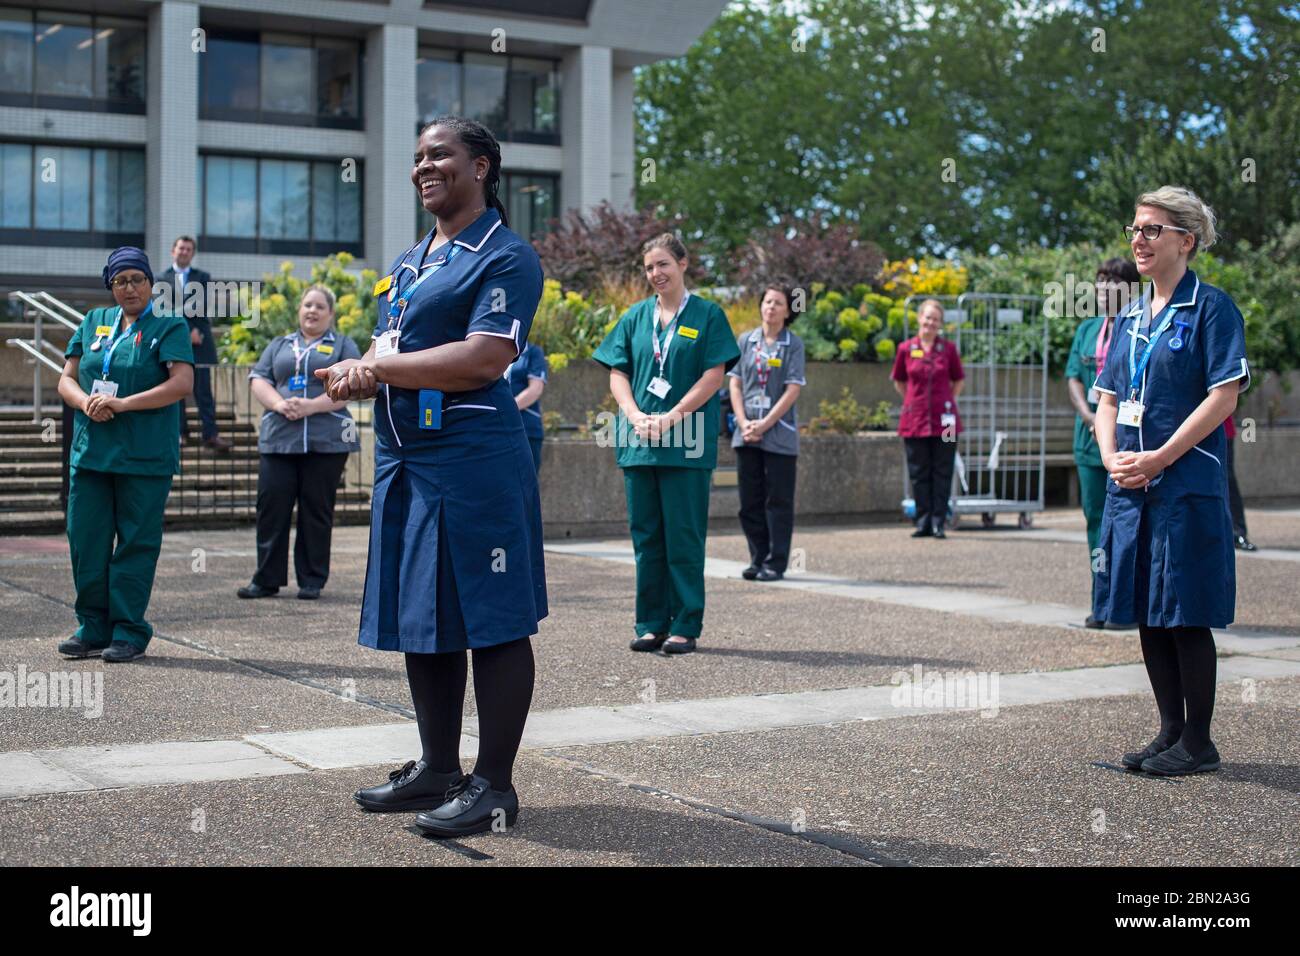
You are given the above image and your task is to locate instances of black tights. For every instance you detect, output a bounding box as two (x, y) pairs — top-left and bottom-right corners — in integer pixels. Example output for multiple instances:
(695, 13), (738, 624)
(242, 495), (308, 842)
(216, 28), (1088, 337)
(404, 637), (535, 791)
(1139, 625), (1217, 753)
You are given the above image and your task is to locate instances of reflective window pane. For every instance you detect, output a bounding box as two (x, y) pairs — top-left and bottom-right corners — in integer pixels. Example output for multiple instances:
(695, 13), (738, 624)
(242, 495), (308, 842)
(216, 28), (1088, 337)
(508, 57), (557, 135)
(204, 35), (259, 111)
(261, 35), (313, 115)
(34, 146), (89, 230)
(204, 156), (257, 237)
(92, 149), (144, 232)
(260, 159), (310, 239)
(316, 38), (358, 118)
(35, 13), (93, 98)
(94, 17), (145, 103)
(463, 53), (506, 131)
(0, 143), (32, 227)
(311, 162), (337, 242)
(0, 9), (32, 95)
(417, 49), (461, 125)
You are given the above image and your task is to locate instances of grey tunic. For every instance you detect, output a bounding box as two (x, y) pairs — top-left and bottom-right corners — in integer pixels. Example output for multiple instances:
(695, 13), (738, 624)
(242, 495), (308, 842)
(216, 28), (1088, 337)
(249, 329), (363, 454)
(727, 328), (806, 456)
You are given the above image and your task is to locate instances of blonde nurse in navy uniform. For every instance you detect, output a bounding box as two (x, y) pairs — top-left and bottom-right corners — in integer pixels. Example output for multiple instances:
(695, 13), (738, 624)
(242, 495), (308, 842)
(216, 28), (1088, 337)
(320, 117), (545, 836)
(1092, 187), (1250, 776)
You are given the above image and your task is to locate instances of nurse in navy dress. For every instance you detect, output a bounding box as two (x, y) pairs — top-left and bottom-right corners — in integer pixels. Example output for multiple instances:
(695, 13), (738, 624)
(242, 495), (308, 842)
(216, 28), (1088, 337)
(318, 117), (546, 835)
(1091, 186), (1250, 777)
(506, 342), (549, 472)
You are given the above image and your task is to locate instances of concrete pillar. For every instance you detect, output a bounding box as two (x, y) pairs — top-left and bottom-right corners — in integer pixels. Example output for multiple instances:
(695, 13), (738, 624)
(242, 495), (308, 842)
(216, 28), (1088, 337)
(610, 66), (636, 211)
(145, 0), (199, 264)
(560, 44), (612, 213)
(364, 24), (417, 268)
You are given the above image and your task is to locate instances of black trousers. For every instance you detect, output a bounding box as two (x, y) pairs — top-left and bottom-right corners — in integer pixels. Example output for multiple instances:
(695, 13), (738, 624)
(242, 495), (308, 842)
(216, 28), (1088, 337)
(736, 446), (797, 573)
(1226, 438), (1248, 538)
(253, 452), (349, 589)
(904, 436), (956, 529)
(180, 366), (218, 440)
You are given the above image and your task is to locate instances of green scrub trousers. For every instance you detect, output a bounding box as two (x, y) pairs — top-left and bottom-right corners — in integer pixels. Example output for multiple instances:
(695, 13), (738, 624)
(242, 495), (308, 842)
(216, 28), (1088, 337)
(67, 466), (172, 650)
(1077, 462), (1108, 562)
(624, 465), (712, 639)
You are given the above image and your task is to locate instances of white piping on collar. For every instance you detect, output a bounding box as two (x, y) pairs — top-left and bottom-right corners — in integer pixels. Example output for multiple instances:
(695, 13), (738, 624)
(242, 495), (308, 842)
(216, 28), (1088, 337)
(751, 328), (790, 346)
(1169, 273), (1200, 308)
(453, 218), (503, 252)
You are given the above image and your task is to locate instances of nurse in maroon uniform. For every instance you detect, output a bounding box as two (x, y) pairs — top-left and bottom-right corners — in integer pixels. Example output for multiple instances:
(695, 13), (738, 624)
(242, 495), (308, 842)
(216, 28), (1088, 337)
(891, 298), (965, 538)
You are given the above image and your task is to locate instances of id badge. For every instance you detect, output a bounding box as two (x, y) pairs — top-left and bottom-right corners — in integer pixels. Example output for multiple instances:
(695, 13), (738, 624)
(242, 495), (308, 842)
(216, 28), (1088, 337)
(646, 376), (672, 399)
(418, 389), (443, 430)
(754, 395), (772, 411)
(374, 330), (400, 358)
(90, 379), (119, 398)
(1087, 386), (1101, 405)
(288, 374), (307, 391)
(1117, 400), (1144, 427)
(940, 413), (957, 428)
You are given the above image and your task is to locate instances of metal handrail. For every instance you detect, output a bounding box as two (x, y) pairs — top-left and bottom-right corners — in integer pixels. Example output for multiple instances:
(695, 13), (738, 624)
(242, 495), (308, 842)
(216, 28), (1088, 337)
(6, 290), (85, 423)
(9, 291), (82, 332)
(4, 338), (63, 374)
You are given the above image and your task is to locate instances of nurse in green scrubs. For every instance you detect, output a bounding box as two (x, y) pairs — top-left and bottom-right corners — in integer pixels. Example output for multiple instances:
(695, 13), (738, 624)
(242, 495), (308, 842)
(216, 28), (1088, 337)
(56, 247), (194, 662)
(592, 233), (740, 655)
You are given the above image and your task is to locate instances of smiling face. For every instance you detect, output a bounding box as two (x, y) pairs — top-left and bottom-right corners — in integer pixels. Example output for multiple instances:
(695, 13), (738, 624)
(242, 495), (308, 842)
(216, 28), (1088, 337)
(917, 302), (944, 339)
(172, 239), (195, 269)
(298, 289), (333, 338)
(1129, 205), (1194, 278)
(110, 269), (151, 315)
(412, 125), (488, 218)
(643, 247), (687, 299)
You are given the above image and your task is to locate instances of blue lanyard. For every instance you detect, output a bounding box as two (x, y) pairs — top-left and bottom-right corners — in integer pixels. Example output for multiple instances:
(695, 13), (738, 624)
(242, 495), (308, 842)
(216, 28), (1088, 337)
(1126, 307), (1176, 400)
(101, 305), (150, 379)
(387, 239), (459, 330)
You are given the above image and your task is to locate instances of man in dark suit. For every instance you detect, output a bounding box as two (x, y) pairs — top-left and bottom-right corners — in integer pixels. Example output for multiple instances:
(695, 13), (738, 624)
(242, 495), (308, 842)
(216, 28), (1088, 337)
(158, 236), (232, 452)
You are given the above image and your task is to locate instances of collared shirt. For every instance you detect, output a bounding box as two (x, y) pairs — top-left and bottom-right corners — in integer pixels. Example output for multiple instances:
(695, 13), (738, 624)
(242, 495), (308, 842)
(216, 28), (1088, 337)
(249, 329), (363, 454)
(1066, 314), (1110, 467)
(506, 343), (549, 440)
(1093, 269), (1249, 495)
(371, 208), (544, 457)
(727, 327), (806, 456)
(891, 336), (964, 438)
(64, 305), (194, 475)
(592, 293), (741, 470)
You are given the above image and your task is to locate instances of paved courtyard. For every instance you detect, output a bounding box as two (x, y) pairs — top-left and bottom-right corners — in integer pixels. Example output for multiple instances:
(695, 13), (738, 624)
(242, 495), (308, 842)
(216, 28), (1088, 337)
(1, 507), (1297, 866)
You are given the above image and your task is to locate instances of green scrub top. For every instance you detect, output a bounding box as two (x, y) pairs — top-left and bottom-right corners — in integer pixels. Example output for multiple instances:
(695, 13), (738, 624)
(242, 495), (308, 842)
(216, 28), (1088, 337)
(1065, 314), (1108, 468)
(65, 305), (194, 476)
(592, 293), (740, 470)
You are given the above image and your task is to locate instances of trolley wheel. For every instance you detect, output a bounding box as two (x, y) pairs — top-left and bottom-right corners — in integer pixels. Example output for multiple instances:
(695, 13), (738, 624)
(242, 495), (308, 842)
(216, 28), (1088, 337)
(981, 512), (996, 528)
(1018, 512), (1033, 529)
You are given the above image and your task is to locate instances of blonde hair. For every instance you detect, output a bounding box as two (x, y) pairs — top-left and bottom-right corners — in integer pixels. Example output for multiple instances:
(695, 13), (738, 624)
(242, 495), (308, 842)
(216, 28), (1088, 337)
(641, 232), (688, 263)
(300, 284), (336, 314)
(918, 298), (945, 319)
(1135, 186), (1218, 260)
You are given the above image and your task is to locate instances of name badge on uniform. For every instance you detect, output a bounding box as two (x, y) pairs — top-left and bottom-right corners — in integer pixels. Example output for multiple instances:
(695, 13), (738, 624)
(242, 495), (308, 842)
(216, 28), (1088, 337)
(752, 395), (772, 411)
(90, 379), (119, 398)
(1087, 386), (1101, 405)
(374, 330), (400, 358)
(767, 356), (782, 368)
(288, 375), (307, 391)
(646, 376), (672, 399)
(1117, 400), (1144, 427)
(373, 275), (393, 297)
(418, 389), (443, 430)
(940, 413), (957, 428)
(677, 326), (698, 339)
(910, 348), (925, 358)
(316, 344), (333, 355)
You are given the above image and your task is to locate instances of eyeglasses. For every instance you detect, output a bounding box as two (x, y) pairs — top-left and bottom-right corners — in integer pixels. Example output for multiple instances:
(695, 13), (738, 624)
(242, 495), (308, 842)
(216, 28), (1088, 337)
(110, 275), (150, 290)
(1123, 223), (1192, 242)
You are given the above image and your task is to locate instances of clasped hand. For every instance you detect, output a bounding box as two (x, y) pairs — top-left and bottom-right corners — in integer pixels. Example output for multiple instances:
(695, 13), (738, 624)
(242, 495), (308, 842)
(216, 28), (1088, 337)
(1106, 449), (1167, 489)
(83, 393), (123, 422)
(628, 408), (680, 440)
(738, 417), (769, 443)
(315, 360), (379, 402)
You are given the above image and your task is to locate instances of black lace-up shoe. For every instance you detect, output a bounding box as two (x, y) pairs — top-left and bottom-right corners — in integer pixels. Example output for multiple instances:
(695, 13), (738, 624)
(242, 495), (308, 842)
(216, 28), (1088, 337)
(1141, 742), (1221, 776)
(414, 774), (519, 837)
(57, 637), (106, 659)
(102, 641), (145, 663)
(353, 760), (467, 813)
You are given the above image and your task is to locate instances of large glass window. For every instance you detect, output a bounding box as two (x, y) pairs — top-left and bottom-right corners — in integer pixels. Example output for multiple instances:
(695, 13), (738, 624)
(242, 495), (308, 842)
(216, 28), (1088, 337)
(200, 154), (362, 255)
(415, 171), (558, 241)
(0, 9), (144, 110)
(0, 142), (144, 243)
(201, 29), (361, 128)
(415, 49), (559, 144)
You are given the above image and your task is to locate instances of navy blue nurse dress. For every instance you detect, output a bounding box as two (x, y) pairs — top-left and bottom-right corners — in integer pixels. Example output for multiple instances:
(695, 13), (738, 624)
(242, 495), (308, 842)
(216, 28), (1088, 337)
(1091, 269), (1250, 629)
(359, 209), (547, 653)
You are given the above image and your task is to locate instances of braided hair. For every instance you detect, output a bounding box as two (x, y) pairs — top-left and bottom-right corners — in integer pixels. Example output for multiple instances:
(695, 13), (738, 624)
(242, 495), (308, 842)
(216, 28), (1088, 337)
(420, 115), (509, 229)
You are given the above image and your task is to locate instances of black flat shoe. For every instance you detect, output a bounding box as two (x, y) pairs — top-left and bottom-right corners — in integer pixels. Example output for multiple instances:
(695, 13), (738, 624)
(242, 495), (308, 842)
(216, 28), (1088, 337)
(57, 637), (106, 659)
(910, 526), (933, 538)
(1234, 535), (1257, 552)
(932, 524), (947, 539)
(660, 637), (697, 655)
(297, 585), (321, 600)
(354, 760), (467, 813)
(755, 568), (783, 581)
(102, 641), (145, 663)
(1141, 742), (1221, 776)
(1121, 737), (1176, 771)
(414, 774), (518, 837)
(629, 633), (668, 652)
(1084, 615), (1105, 629)
(237, 583), (279, 599)
(741, 565), (760, 580)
